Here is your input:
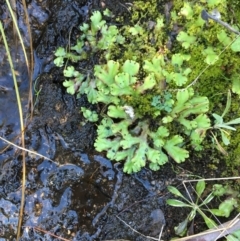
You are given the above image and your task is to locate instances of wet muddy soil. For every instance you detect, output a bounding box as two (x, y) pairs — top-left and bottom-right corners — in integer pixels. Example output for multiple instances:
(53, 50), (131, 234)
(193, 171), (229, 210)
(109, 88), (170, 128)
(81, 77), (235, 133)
(0, 0), (235, 241)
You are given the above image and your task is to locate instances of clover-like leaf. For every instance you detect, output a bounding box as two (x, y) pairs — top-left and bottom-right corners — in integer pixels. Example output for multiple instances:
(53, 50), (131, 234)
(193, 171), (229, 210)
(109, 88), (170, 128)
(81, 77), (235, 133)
(94, 60), (120, 85)
(90, 11), (106, 34)
(180, 97), (209, 117)
(122, 60), (139, 77)
(129, 24), (144, 35)
(137, 73), (156, 92)
(95, 138), (117, 152)
(71, 40), (84, 54)
(194, 114), (211, 128)
(146, 148), (161, 163)
(54, 57), (64, 67)
(156, 126), (169, 138)
(80, 23), (89, 32)
(96, 118), (114, 138)
(171, 53), (191, 67)
(231, 37), (240, 52)
(180, 2), (193, 19)
(120, 135), (140, 149)
(143, 56), (165, 80)
(217, 198), (238, 218)
(123, 160), (142, 174)
(64, 66), (78, 77)
(202, 47), (219, 65)
(81, 107), (98, 122)
(55, 47), (66, 57)
(177, 31), (196, 49)
(110, 73), (134, 96)
(98, 25), (119, 49)
(63, 80), (76, 95)
(108, 105), (128, 119)
(172, 73), (188, 86)
(131, 146), (147, 167)
(114, 150), (131, 161)
(96, 91), (120, 105)
(177, 89), (189, 105)
(164, 135), (189, 163)
(111, 120), (131, 137)
(149, 162), (161, 171)
(217, 30), (232, 46)
(106, 139), (122, 160)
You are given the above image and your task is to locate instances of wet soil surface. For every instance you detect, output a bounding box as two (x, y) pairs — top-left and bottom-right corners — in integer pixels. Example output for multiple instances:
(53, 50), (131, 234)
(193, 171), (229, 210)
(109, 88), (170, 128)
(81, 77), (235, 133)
(0, 0), (230, 240)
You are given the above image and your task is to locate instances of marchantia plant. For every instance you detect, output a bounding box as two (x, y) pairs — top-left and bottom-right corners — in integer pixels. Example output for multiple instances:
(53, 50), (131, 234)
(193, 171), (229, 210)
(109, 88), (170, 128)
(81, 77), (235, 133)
(54, 0), (240, 173)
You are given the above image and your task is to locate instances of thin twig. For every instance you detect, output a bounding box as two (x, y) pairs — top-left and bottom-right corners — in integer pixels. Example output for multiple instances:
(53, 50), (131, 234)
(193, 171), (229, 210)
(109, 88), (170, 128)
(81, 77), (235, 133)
(0, 136), (56, 164)
(116, 215), (162, 241)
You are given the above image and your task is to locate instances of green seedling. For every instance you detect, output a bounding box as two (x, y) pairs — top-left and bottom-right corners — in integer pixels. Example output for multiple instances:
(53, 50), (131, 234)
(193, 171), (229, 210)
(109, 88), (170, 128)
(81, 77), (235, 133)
(167, 180), (239, 236)
(81, 107), (98, 122)
(210, 91), (240, 153)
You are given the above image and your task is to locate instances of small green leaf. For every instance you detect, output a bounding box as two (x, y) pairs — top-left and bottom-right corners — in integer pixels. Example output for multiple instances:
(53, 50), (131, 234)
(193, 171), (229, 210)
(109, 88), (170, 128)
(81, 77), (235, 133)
(64, 66), (77, 77)
(120, 135), (140, 149)
(172, 73), (188, 86)
(201, 193), (215, 206)
(218, 198), (238, 218)
(232, 75), (240, 96)
(63, 80), (76, 95)
(123, 160), (142, 174)
(177, 31), (196, 49)
(196, 180), (205, 197)
(217, 30), (232, 46)
(167, 186), (186, 199)
(225, 118), (240, 125)
(180, 2), (193, 19)
(55, 47), (66, 57)
(95, 138), (116, 151)
(162, 116), (173, 123)
(171, 53), (191, 66)
(122, 60), (139, 76)
(220, 129), (230, 145)
(200, 213), (216, 229)
(166, 199), (191, 208)
(174, 218), (188, 236)
(94, 60), (120, 85)
(231, 37), (240, 52)
(146, 148), (161, 163)
(81, 107), (98, 122)
(212, 184), (226, 197)
(137, 73), (156, 93)
(207, 0), (223, 7)
(103, 8), (112, 17)
(143, 56), (165, 80)
(164, 135), (189, 163)
(129, 24), (144, 35)
(90, 11), (106, 34)
(107, 105), (127, 118)
(202, 47), (219, 65)
(97, 118), (114, 138)
(71, 40), (84, 53)
(213, 113), (223, 124)
(80, 23), (89, 32)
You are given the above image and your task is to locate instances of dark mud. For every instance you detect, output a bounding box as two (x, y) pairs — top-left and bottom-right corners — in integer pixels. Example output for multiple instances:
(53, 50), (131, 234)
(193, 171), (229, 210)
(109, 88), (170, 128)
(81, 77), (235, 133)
(0, 1), (232, 241)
